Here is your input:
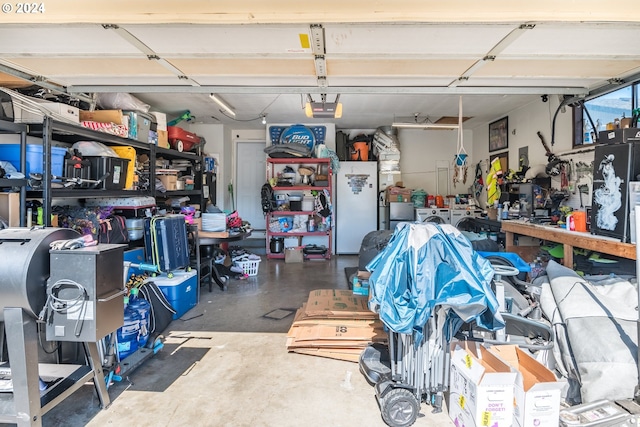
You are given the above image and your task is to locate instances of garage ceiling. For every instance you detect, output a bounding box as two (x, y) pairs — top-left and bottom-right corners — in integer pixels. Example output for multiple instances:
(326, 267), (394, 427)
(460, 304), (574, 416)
(1, 2), (639, 130)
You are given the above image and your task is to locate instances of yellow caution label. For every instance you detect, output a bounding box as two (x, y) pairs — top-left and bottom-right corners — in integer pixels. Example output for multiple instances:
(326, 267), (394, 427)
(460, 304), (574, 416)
(481, 411), (491, 426)
(465, 354), (473, 369)
(299, 34), (310, 49)
(458, 395), (465, 409)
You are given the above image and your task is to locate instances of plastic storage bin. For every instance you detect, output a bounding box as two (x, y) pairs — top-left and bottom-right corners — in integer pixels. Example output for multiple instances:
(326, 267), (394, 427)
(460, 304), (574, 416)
(85, 156), (129, 190)
(0, 144), (66, 176)
(110, 146), (136, 190)
(123, 110), (154, 143)
(153, 269), (197, 319)
(64, 156), (92, 180)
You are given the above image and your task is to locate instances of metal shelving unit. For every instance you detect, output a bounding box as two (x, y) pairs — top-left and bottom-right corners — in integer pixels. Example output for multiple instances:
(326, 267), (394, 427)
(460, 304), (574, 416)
(266, 157), (332, 260)
(19, 117), (204, 224)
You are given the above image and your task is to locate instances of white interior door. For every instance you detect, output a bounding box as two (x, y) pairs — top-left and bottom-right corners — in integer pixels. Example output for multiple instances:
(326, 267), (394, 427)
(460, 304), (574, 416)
(236, 141), (266, 230)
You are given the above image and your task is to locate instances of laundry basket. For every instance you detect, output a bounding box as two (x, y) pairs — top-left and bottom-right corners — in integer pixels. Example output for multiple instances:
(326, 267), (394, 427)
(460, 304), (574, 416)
(236, 258), (261, 276)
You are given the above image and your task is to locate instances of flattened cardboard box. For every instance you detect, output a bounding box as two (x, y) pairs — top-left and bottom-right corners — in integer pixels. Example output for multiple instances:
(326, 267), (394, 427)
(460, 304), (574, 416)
(291, 304), (379, 326)
(490, 345), (565, 427)
(304, 289), (374, 318)
(290, 324), (385, 342)
(449, 342), (517, 427)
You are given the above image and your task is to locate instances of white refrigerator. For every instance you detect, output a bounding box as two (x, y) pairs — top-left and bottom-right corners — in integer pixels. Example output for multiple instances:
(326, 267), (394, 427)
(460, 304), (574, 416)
(335, 161), (379, 254)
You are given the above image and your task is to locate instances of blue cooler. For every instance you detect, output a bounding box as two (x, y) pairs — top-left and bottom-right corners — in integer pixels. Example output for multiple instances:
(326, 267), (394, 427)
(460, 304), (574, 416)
(153, 269), (197, 319)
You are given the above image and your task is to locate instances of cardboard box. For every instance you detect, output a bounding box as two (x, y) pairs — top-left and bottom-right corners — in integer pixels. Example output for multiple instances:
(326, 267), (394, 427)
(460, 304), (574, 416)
(304, 289), (375, 318)
(284, 247), (303, 263)
(490, 345), (565, 427)
(157, 129), (170, 148)
(150, 111), (167, 131)
(449, 342), (517, 427)
(0, 192), (20, 226)
(156, 169), (178, 191)
(385, 185), (412, 203)
(79, 109), (123, 125)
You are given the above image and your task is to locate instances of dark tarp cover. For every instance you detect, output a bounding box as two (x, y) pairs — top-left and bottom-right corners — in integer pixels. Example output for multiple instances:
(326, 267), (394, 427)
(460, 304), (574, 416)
(366, 222), (504, 341)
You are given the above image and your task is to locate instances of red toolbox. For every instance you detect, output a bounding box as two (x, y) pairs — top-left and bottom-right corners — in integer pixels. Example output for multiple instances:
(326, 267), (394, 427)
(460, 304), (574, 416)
(167, 126), (201, 152)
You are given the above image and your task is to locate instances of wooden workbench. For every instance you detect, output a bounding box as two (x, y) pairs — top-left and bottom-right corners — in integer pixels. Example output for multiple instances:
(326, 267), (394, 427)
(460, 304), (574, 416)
(500, 220), (636, 268)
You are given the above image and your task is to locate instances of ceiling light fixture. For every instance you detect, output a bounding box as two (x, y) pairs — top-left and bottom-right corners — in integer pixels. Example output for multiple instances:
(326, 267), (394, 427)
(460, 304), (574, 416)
(261, 114), (267, 125)
(209, 93), (236, 117)
(305, 94), (342, 119)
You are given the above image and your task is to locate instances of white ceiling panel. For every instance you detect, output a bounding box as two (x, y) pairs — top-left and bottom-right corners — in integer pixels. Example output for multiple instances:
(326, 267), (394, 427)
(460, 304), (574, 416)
(169, 58), (315, 76)
(124, 24), (313, 55)
(192, 75), (318, 86)
(460, 76), (603, 88)
(326, 76), (457, 87)
(62, 76), (194, 86)
(0, 24), (140, 55)
(502, 23), (640, 57)
(1, 14), (640, 130)
(9, 58), (172, 76)
(323, 23), (515, 55)
(328, 59), (472, 76)
(478, 59), (640, 78)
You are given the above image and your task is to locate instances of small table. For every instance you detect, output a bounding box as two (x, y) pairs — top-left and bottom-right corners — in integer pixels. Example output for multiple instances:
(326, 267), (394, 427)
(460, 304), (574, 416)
(193, 228), (251, 291)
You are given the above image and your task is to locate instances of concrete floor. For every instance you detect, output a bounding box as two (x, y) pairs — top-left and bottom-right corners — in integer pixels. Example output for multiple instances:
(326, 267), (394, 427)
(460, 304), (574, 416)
(37, 254), (454, 427)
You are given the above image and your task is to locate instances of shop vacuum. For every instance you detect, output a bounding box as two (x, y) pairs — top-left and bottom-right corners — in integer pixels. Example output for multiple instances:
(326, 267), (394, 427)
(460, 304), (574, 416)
(557, 205), (640, 426)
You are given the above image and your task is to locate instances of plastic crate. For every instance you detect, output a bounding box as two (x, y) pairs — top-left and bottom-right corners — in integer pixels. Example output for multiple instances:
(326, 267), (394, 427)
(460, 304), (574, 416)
(0, 144), (66, 176)
(85, 156), (129, 190)
(236, 258), (261, 276)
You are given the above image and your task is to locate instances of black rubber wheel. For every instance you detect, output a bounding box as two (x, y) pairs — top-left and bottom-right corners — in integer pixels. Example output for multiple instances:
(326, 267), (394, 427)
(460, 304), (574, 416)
(380, 388), (419, 427)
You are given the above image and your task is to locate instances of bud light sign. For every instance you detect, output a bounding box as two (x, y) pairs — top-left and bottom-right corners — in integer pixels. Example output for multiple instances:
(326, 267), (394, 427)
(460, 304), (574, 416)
(278, 124), (316, 151)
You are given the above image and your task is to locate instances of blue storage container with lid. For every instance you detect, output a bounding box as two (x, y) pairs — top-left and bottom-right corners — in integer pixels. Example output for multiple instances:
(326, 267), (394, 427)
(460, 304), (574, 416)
(153, 269), (197, 320)
(0, 144), (66, 176)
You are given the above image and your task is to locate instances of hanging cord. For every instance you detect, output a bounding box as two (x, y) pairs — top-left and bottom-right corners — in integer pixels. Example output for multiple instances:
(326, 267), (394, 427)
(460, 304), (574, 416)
(39, 279), (89, 338)
(456, 96), (467, 157)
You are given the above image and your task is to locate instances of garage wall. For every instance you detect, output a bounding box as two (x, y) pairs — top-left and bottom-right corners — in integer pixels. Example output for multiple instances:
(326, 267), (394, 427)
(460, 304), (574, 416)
(471, 97), (595, 209)
(187, 103), (593, 212)
(395, 128), (474, 196)
(184, 123), (228, 210)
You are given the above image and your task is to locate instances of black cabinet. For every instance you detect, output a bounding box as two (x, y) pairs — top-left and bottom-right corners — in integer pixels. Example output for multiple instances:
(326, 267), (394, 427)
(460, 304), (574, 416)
(591, 141), (640, 242)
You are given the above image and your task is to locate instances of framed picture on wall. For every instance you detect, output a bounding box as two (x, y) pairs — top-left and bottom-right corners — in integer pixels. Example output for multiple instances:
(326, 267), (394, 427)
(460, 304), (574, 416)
(489, 116), (509, 152)
(490, 152), (509, 175)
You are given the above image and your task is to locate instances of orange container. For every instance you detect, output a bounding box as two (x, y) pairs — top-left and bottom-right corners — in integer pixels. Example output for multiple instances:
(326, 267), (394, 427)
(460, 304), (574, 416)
(435, 195), (444, 208)
(350, 142), (369, 161)
(573, 211), (587, 232)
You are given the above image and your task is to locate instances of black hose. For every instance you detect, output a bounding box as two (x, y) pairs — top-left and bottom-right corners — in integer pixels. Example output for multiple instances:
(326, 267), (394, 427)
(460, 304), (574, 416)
(551, 96), (576, 147)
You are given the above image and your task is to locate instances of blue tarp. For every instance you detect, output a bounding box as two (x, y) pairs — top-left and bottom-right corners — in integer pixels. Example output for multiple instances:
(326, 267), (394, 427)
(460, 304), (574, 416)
(366, 222), (504, 341)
